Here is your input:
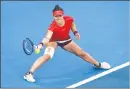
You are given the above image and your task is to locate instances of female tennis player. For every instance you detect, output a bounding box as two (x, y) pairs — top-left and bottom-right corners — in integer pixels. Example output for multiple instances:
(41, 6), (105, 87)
(24, 5), (111, 82)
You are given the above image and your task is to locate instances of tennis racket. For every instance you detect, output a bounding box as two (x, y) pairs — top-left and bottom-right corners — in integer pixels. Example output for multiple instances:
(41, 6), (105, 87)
(23, 38), (37, 55)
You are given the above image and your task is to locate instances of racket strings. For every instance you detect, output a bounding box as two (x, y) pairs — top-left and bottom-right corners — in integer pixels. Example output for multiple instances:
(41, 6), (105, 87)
(23, 38), (34, 55)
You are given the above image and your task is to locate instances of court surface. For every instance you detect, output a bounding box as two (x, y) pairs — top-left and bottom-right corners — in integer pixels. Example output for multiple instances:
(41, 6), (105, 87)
(1, 1), (129, 88)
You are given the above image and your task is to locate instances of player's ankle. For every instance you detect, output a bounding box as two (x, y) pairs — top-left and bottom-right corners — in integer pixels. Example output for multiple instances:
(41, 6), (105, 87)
(94, 62), (101, 68)
(26, 71), (33, 75)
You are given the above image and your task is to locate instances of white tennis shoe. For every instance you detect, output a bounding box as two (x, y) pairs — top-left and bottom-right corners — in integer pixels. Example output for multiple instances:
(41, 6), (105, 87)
(24, 72), (35, 82)
(94, 62), (111, 69)
(100, 62), (111, 69)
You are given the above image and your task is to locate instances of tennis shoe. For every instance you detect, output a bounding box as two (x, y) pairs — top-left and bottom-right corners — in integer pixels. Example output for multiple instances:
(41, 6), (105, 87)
(24, 72), (35, 82)
(94, 62), (111, 69)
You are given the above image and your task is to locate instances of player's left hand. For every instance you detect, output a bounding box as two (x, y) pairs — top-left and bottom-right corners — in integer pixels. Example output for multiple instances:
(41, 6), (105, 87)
(75, 33), (80, 40)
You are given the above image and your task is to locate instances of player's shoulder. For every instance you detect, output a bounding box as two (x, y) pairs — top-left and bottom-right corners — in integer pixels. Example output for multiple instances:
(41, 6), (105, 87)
(63, 16), (74, 20)
(48, 20), (57, 30)
(50, 20), (57, 26)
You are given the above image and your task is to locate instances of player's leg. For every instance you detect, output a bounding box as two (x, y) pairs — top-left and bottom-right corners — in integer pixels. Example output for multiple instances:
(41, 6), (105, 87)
(62, 40), (111, 69)
(62, 40), (99, 66)
(24, 42), (57, 82)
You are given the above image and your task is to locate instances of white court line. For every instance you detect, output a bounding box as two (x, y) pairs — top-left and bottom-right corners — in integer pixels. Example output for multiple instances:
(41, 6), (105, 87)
(66, 61), (130, 88)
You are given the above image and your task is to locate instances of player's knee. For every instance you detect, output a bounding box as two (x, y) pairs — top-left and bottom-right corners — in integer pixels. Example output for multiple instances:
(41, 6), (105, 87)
(44, 47), (55, 59)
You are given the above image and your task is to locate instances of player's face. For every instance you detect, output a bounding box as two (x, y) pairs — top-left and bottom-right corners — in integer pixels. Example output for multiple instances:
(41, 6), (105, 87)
(53, 15), (64, 24)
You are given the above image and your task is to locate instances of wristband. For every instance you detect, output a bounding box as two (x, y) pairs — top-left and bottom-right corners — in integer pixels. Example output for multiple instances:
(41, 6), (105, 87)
(74, 31), (78, 36)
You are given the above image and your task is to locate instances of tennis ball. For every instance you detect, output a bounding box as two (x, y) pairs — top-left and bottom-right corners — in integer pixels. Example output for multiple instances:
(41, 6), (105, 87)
(35, 49), (40, 54)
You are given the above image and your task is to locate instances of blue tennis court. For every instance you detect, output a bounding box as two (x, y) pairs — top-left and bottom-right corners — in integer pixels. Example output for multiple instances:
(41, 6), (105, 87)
(1, 1), (129, 88)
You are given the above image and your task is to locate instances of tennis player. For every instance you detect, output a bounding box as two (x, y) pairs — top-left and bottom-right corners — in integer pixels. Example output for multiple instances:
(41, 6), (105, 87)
(24, 5), (111, 82)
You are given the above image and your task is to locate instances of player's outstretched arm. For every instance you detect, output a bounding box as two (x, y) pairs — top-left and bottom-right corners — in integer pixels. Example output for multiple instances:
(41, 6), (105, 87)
(38, 30), (53, 49)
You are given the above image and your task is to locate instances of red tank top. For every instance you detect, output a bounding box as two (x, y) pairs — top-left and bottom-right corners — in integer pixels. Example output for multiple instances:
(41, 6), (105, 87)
(48, 16), (74, 41)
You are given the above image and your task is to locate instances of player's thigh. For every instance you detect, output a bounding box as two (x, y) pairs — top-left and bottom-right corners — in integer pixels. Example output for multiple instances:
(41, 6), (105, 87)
(46, 41), (57, 49)
(63, 41), (83, 54)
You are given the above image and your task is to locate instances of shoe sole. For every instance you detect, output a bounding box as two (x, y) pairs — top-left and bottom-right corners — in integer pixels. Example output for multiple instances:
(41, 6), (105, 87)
(24, 76), (35, 83)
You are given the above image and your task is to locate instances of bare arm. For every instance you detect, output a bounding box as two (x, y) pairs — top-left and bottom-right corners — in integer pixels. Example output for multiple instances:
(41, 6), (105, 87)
(71, 22), (77, 33)
(42, 30), (53, 45)
(38, 30), (53, 49)
(71, 22), (80, 40)
(41, 30), (53, 45)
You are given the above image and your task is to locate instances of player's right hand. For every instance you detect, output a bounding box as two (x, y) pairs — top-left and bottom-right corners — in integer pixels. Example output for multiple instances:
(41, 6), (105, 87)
(37, 43), (43, 50)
